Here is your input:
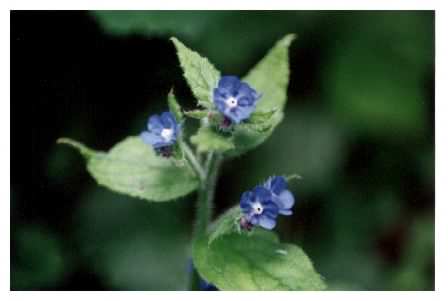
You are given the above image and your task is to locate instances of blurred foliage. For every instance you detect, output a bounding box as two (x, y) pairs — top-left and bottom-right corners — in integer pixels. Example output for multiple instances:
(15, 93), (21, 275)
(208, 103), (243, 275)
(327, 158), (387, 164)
(323, 12), (433, 139)
(12, 11), (434, 290)
(11, 226), (67, 289)
(93, 11), (318, 73)
(73, 188), (192, 290)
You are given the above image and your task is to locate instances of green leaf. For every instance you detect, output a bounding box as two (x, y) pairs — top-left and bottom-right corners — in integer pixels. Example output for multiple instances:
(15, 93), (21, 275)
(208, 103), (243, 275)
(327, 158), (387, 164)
(171, 37), (220, 108)
(193, 220), (326, 290)
(184, 109), (208, 120)
(190, 127), (234, 153)
(245, 34), (296, 112)
(248, 108), (279, 124)
(239, 109), (280, 133)
(207, 206), (242, 246)
(58, 137), (199, 202)
(167, 89), (183, 122)
(230, 34), (296, 156)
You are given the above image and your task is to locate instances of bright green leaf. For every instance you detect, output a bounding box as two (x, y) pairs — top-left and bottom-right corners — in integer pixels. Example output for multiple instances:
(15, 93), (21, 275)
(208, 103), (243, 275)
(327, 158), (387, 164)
(193, 226), (326, 290)
(245, 34), (296, 112)
(190, 127), (234, 153)
(230, 34), (296, 156)
(239, 109), (280, 133)
(207, 206), (242, 246)
(193, 206), (326, 290)
(231, 111), (284, 156)
(167, 89), (183, 123)
(248, 108), (279, 124)
(171, 37), (220, 108)
(58, 137), (199, 202)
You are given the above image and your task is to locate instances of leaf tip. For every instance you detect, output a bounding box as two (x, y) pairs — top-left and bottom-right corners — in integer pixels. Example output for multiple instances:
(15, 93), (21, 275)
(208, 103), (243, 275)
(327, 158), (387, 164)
(170, 36), (184, 49)
(57, 137), (94, 158)
(285, 174), (302, 182)
(283, 33), (297, 45)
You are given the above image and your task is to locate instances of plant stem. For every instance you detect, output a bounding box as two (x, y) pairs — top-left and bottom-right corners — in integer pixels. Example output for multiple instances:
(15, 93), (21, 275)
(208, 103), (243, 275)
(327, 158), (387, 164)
(189, 152), (222, 290)
(180, 141), (206, 181)
(195, 153), (220, 237)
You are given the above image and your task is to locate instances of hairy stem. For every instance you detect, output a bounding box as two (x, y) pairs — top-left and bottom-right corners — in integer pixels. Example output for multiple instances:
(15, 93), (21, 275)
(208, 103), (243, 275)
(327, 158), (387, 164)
(180, 140), (206, 181)
(195, 153), (221, 237)
(189, 152), (222, 290)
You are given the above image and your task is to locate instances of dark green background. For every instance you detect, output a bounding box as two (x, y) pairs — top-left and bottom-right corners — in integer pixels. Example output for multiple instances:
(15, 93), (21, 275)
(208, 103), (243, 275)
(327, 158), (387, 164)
(11, 11), (434, 290)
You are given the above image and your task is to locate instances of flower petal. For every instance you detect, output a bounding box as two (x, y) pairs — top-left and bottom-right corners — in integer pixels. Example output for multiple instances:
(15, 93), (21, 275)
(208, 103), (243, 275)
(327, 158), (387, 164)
(237, 82), (259, 100)
(259, 215), (276, 230)
(218, 76), (241, 93)
(240, 191), (254, 214)
(269, 176), (288, 195)
(279, 209), (293, 216)
(160, 112), (176, 129)
(275, 190), (295, 210)
(249, 214), (260, 225)
(253, 185), (272, 202)
(263, 203), (279, 219)
(148, 115), (163, 133)
(140, 131), (164, 146)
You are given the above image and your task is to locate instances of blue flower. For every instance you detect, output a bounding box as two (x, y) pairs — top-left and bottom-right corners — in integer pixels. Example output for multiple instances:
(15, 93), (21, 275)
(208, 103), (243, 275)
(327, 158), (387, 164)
(140, 112), (181, 155)
(213, 76), (260, 124)
(264, 176), (295, 216)
(240, 186), (279, 230)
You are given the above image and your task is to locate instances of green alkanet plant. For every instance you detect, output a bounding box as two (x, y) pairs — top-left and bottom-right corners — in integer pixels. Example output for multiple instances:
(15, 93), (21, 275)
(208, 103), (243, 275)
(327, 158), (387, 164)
(57, 34), (326, 291)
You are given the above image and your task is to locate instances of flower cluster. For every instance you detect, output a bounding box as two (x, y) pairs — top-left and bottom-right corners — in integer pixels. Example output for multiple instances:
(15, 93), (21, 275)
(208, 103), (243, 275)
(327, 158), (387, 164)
(213, 76), (260, 127)
(140, 111), (181, 157)
(240, 176), (295, 230)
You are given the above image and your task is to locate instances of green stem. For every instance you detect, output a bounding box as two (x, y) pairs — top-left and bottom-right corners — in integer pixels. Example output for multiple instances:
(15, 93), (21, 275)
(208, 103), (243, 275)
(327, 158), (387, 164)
(189, 152), (222, 290)
(180, 141), (206, 181)
(195, 153), (221, 237)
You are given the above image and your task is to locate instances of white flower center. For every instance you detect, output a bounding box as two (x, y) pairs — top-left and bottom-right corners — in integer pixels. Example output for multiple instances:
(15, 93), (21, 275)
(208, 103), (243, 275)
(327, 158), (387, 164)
(225, 96), (238, 109)
(160, 128), (174, 142)
(252, 201), (264, 215)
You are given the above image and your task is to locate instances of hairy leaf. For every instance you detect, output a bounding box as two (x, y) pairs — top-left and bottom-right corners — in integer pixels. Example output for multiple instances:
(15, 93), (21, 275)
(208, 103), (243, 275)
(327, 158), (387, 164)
(239, 109), (280, 133)
(231, 34), (296, 156)
(193, 206), (326, 290)
(171, 37), (220, 108)
(167, 89), (183, 123)
(207, 206), (242, 246)
(190, 127), (234, 153)
(193, 232), (326, 290)
(58, 137), (199, 202)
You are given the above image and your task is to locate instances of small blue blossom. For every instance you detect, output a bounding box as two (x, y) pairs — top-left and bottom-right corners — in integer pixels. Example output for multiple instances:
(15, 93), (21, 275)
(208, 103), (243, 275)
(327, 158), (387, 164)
(140, 111), (181, 156)
(264, 176), (295, 216)
(240, 186), (279, 230)
(240, 176), (296, 231)
(213, 76), (261, 124)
